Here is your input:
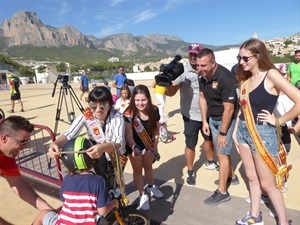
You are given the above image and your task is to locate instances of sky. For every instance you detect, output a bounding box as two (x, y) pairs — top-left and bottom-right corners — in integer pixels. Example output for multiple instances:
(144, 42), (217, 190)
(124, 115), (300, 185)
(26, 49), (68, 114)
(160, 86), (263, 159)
(0, 0), (299, 46)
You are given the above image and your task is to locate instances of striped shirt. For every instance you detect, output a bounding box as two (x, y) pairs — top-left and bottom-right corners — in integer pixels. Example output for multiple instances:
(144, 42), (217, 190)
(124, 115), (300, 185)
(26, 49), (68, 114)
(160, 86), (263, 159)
(57, 173), (110, 225)
(61, 109), (125, 154)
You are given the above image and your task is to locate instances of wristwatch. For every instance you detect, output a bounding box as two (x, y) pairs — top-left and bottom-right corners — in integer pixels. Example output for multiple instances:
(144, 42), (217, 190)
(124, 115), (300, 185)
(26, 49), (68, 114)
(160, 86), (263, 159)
(219, 131), (227, 136)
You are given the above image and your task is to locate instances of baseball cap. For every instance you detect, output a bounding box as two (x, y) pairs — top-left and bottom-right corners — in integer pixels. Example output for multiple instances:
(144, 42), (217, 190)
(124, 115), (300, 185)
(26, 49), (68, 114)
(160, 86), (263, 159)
(7, 73), (13, 78)
(188, 43), (203, 54)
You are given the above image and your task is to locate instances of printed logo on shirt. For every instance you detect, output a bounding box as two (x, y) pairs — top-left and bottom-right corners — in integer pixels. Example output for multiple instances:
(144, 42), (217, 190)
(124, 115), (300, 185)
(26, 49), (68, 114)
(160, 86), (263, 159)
(212, 81), (218, 89)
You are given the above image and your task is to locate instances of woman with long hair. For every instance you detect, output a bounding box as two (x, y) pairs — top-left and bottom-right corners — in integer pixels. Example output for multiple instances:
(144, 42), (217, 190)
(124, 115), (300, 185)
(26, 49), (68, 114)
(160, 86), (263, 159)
(234, 39), (300, 225)
(124, 84), (164, 211)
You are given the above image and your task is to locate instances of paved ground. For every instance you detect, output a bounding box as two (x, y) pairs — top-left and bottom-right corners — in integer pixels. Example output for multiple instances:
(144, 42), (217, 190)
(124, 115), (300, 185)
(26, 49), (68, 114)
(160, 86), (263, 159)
(0, 81), (299, 225)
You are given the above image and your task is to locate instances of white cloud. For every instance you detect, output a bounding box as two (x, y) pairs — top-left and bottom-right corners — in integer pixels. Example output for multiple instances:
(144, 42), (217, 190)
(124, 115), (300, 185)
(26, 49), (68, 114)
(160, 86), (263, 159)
(132, 9), (158, 24)
(110, 0), (125, 7)
(57, 1), (71, 17)
(98, 23), (124, 37)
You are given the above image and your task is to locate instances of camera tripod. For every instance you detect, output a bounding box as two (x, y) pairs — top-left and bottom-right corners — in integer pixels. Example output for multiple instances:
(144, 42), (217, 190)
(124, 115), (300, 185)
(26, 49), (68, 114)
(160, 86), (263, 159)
(52, 79), (84, 136)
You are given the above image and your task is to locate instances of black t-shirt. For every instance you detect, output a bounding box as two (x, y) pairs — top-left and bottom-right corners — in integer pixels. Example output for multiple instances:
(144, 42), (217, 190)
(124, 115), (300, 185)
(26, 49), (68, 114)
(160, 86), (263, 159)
(199, 65), (239, 120)
(124, 106), (160, 154)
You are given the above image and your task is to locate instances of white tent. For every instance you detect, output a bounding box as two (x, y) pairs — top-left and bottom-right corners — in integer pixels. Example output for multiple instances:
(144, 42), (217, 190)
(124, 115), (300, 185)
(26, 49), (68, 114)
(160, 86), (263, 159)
(214, 48), (239, 71)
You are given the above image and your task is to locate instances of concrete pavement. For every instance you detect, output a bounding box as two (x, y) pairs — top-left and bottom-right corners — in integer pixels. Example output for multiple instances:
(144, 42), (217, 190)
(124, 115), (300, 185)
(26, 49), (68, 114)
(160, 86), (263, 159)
(0, 81), (299, 224)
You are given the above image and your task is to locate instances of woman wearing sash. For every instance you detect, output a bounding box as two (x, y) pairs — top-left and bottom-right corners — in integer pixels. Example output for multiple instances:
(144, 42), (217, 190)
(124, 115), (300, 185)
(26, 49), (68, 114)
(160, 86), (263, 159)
(233, 39), (300, 225)
(48, 86), (126, 184)
(124, 84), (164, 211)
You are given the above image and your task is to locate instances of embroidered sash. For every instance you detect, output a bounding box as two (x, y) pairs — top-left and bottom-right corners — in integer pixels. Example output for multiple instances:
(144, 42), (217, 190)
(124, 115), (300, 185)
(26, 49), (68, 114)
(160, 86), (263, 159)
(82, 107), (127, 167)
(132, 116), (160, 161)
(240, 80), (292, 190)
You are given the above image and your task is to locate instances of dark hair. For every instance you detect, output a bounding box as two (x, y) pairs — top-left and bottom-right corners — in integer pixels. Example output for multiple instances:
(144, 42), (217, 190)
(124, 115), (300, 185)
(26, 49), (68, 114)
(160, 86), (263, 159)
(88, 86), (113, 106)
(0, 116), (34, 136)
(125, 85), (158, 136)
(120, 85), (131, 99)
(236, 38), (277, 84)
(295, 49), (300, 54)
(104, 81), (108, 85)
(197, 48), (215, 61)
(124, 79), (135, 86)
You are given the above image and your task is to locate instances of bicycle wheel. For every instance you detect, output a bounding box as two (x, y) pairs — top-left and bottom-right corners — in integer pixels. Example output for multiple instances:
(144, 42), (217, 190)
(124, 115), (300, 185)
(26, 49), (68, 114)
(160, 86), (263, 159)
(0, 108), (5, 120)
(100, 210), (150, 225)
(159, 125), (169, 143)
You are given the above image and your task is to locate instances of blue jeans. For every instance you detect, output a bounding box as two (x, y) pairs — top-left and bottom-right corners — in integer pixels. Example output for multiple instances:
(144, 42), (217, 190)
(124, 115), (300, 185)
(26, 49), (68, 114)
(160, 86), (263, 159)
(236, 120), (278, 156)
(209, 118), (236, 155)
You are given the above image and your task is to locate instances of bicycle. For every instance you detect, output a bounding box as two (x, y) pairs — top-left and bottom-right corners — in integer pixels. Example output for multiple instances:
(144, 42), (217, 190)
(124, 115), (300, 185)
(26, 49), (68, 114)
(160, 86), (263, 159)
(97, 144), (150, 225)
(159, 116), (175, 143)
(0, 108), (5, 120)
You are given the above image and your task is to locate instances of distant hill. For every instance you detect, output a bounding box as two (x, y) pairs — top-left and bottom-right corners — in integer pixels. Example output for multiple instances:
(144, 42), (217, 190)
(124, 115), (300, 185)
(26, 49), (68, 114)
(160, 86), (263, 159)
(0, 11), (238, 63)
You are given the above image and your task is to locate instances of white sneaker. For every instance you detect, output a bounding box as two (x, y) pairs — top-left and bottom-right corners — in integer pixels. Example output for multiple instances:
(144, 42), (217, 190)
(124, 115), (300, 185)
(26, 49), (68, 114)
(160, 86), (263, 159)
(139, 194), (150, 211)
(245, 195), (269, 204)
(146, 185), (164, 198)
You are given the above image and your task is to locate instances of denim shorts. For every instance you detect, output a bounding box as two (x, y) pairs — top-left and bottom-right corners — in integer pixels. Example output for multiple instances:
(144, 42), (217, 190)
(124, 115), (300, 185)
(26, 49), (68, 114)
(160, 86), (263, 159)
(236, 120), (278, 156)
(43, 211), (58, 225)
(209, 118), (236, 155)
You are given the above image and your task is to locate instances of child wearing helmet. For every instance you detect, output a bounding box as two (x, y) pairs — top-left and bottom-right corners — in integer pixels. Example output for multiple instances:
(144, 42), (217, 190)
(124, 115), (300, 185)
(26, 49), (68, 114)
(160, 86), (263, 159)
(33, 137), (118, 225)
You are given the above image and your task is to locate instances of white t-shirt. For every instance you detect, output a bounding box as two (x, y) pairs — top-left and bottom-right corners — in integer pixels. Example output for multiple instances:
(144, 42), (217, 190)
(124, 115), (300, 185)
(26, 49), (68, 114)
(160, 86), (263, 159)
(114, 98), (130, 114)
(273, 94), (294, 127)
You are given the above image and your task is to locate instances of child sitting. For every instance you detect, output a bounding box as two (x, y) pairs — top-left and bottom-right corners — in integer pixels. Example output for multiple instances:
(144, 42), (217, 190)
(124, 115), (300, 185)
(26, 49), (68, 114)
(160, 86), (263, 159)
(33, 137), (118, 225)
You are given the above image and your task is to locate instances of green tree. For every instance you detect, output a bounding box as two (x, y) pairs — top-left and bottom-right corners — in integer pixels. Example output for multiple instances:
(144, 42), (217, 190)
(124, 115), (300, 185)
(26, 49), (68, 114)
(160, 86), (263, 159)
(18, 66), (34, 78)
(37, 65), (46, 73)
(144, 66), (152, 72)
(56, 62), (67, 73)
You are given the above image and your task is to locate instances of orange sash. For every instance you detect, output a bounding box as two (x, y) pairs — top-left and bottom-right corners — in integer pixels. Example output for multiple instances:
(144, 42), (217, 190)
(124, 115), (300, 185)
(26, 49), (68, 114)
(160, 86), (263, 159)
(240, 80), (292, 190)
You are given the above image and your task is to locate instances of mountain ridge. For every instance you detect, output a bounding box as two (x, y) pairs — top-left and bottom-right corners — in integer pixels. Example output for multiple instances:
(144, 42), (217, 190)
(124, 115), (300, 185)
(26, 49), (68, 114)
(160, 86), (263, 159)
(0, 11), (239, 62)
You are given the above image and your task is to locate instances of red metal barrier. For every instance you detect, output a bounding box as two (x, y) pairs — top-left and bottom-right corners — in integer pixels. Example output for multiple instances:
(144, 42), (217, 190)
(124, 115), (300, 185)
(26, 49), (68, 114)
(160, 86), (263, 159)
(16, 123), (63, 186)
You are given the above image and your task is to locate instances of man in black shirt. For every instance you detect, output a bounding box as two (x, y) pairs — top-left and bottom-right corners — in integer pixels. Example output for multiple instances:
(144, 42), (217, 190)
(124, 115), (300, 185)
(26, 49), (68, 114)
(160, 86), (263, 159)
(197, 48), (239, 206)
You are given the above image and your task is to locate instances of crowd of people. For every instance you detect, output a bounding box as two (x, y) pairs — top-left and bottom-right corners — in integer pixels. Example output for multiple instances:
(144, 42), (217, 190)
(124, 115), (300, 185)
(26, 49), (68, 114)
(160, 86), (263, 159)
(1, 40), (300, 225)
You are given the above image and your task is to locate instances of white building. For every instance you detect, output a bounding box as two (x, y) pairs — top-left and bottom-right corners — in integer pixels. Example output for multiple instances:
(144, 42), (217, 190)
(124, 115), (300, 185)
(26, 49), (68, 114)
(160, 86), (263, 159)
(108, 57), (119, 62)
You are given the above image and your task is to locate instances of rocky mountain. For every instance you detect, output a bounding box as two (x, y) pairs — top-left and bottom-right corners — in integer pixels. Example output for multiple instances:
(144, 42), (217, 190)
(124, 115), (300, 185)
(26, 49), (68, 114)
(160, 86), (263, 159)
(0, 11), (194, 58)
(0, 11), (94, 48)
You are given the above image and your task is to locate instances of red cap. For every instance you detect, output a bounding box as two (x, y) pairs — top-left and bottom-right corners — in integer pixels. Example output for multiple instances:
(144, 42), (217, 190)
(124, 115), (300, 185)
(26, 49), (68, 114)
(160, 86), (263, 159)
(188, 43), (203, 54)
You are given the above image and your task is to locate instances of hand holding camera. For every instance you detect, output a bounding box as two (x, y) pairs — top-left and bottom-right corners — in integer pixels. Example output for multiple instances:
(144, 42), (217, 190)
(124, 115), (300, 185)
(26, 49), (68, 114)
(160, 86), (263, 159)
(154, 55), (184, 87)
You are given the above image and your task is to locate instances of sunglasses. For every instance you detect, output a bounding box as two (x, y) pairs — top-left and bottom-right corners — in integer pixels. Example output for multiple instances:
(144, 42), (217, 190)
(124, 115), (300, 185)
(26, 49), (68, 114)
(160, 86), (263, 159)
(89, 102), (109, 110)
(237, 55), (255, 62)
(9, 136), (31, 146)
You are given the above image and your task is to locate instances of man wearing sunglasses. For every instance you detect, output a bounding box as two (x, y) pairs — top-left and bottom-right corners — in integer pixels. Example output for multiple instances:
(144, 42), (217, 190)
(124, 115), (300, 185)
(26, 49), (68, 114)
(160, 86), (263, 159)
(0, 116), (54, 224)
(166, 43), (218, 187)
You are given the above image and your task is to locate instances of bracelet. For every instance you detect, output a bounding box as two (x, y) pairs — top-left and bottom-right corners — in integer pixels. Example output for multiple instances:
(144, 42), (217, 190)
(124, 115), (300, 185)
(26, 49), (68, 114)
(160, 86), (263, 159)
(131, 144), (136, 150)
(219, 131), (227, 136)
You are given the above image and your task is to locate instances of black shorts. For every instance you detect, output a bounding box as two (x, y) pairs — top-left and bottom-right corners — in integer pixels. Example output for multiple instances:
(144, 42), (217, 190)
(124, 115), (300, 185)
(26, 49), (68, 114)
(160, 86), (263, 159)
(80, 87), (89, 93)
(11, 92), (21, 101)
(183, 115), (212, 149)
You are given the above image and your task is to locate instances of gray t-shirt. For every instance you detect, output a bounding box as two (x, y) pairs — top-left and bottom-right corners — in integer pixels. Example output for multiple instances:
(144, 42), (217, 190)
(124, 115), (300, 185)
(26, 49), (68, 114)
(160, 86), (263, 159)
(173, 63), (202, 122)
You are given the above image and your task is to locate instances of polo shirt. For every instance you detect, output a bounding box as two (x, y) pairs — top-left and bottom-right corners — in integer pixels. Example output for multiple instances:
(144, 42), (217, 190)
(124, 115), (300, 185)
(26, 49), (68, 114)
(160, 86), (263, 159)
(173, 63), (202, 122)
(199, 65), (238, 120)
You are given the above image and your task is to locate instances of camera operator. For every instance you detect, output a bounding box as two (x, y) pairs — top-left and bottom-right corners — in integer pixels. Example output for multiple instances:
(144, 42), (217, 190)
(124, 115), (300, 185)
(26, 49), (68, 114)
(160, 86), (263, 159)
(166, 43), (218, 186)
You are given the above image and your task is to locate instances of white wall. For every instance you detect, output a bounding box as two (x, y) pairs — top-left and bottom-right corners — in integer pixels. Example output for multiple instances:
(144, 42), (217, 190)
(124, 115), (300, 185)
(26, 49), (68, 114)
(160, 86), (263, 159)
(126, 72), (158, 80)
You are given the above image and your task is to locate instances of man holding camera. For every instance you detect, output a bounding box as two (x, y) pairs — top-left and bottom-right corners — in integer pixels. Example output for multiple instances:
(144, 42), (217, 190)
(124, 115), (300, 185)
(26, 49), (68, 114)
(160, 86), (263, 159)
(166, 43), (218, 186)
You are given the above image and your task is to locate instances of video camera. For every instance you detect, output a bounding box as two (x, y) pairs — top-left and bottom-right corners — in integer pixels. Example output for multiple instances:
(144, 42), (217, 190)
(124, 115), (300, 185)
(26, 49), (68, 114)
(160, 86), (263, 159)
(52, 74), (70, 97)
(154, 55), (184, 87)
(57, 74), (69, 84)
